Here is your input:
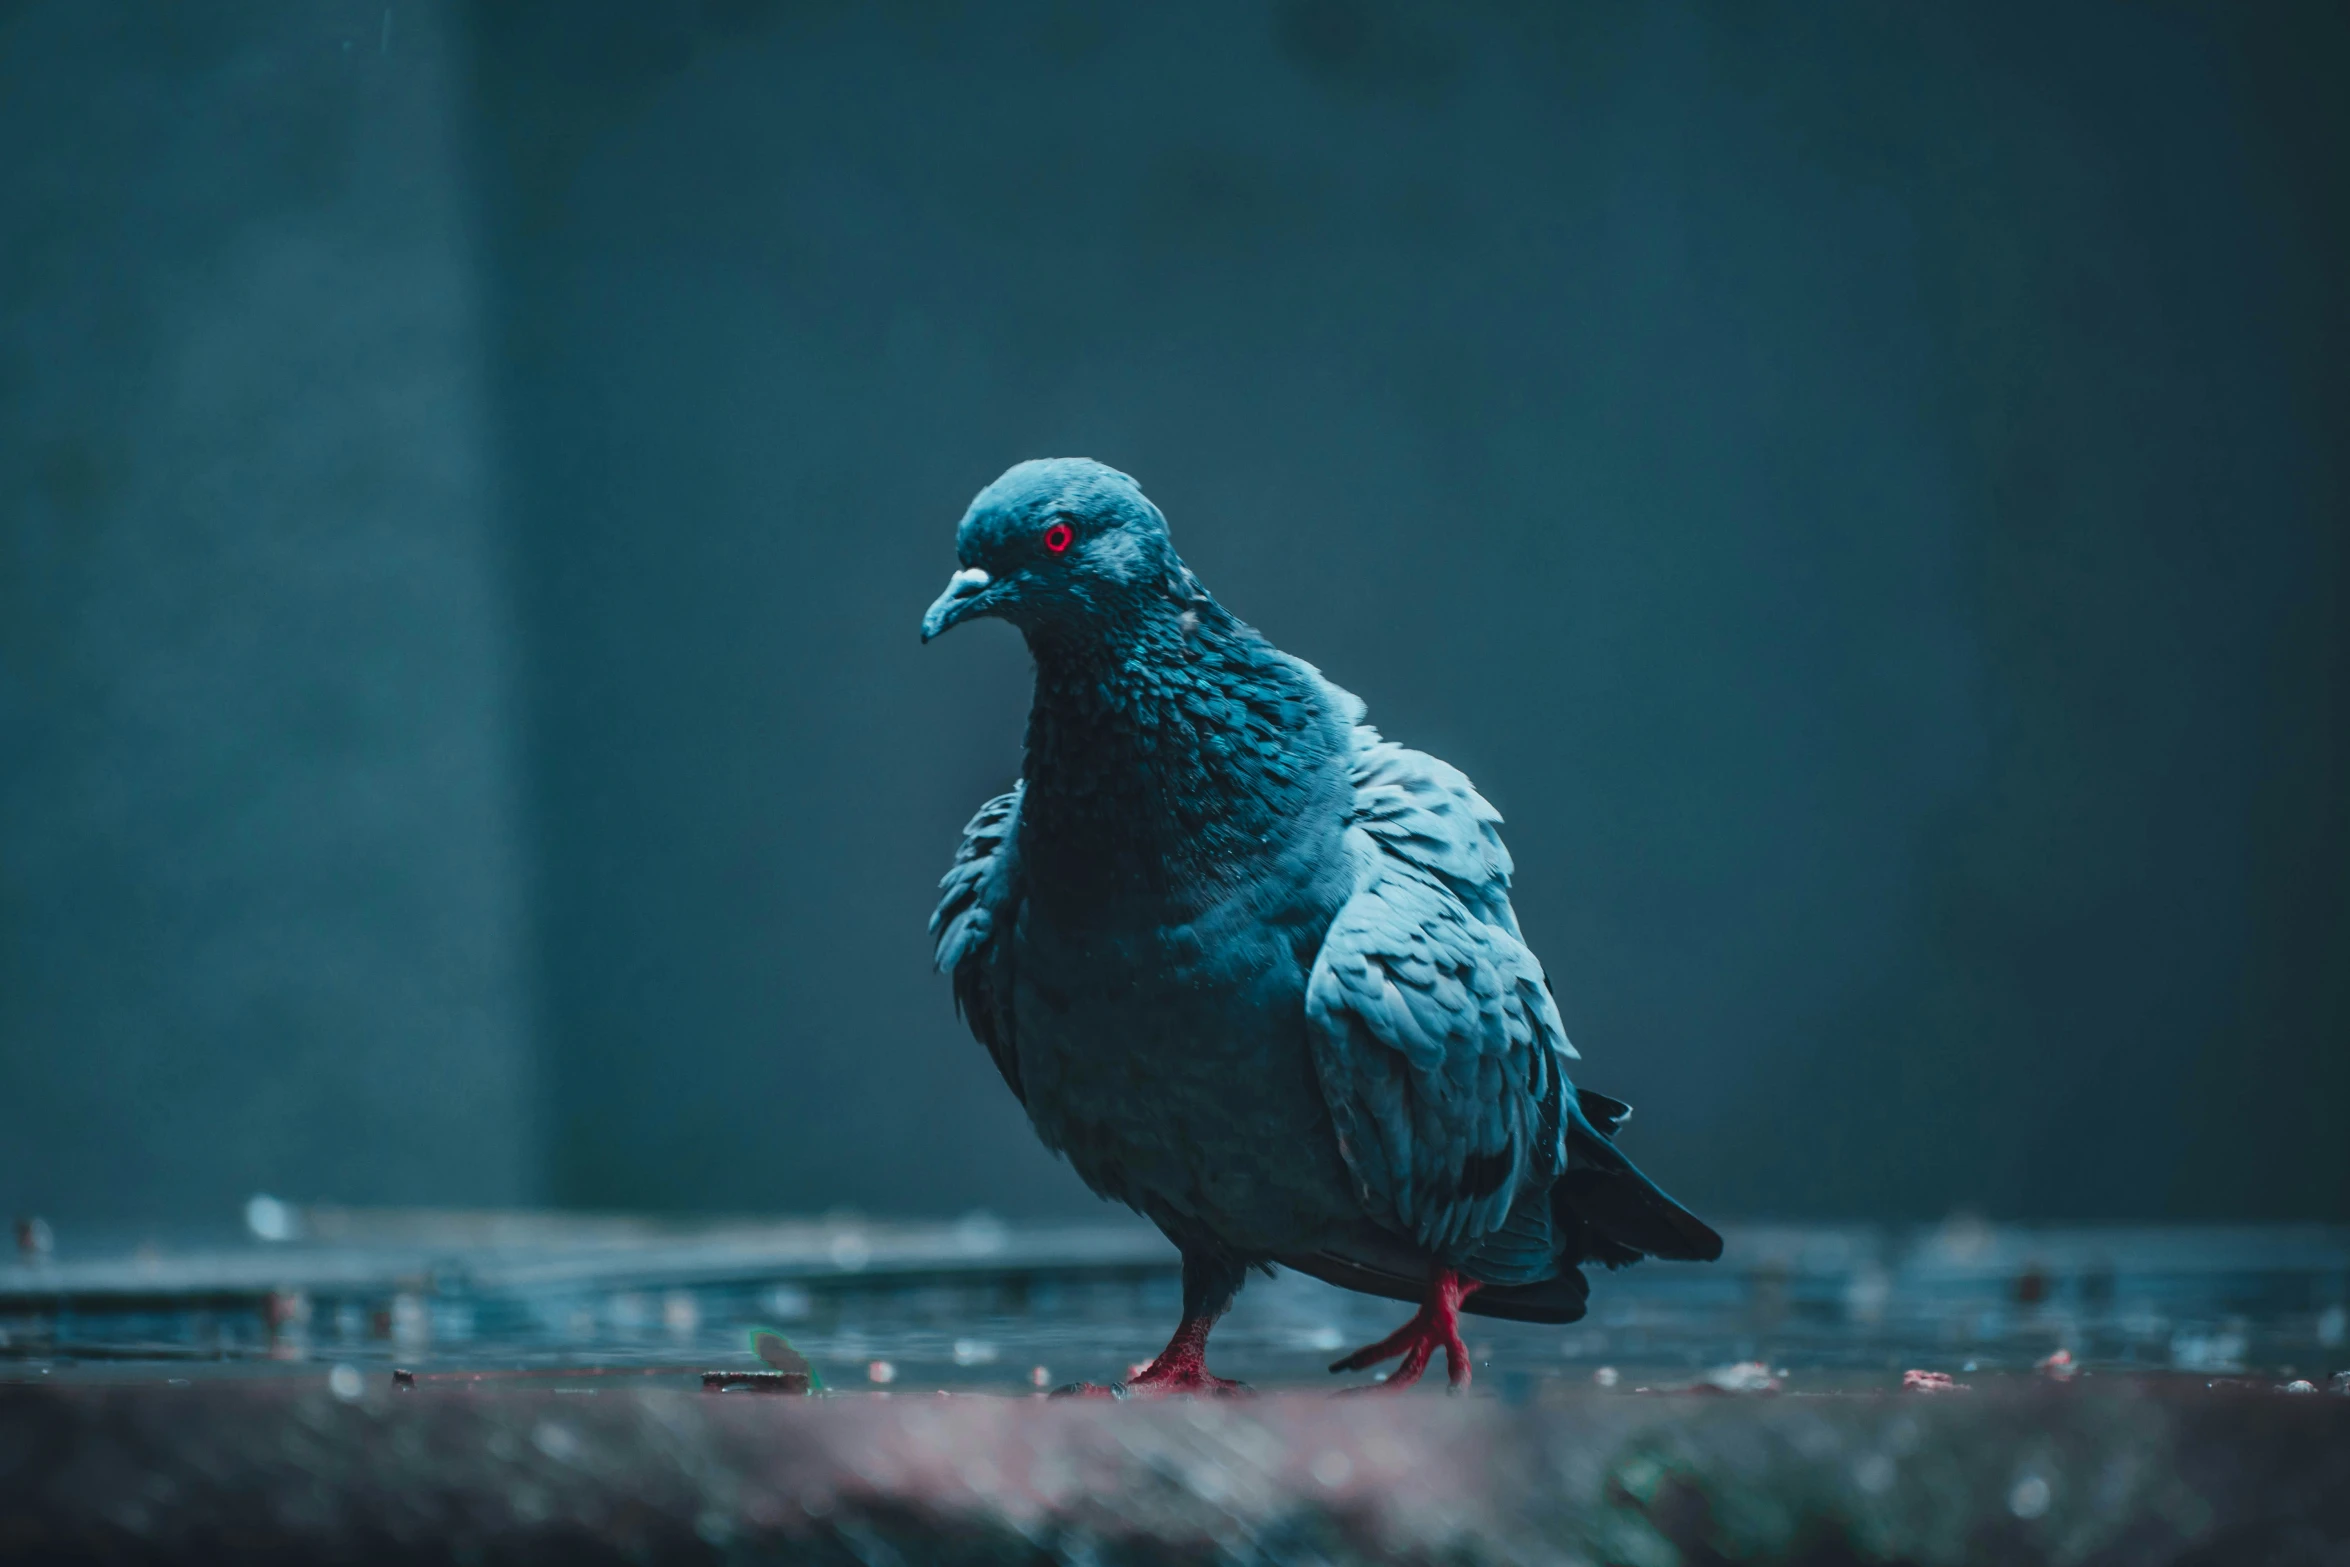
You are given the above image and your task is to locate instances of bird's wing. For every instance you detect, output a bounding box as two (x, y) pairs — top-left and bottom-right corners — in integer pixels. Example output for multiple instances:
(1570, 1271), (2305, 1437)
(1304, 740), (1574, 1255)
(931, 785), (1025, 1103)
(1347, 737), (1531, 941)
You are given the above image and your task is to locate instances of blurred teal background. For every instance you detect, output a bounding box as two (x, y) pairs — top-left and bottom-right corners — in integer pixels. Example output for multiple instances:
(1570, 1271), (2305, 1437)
(2, 1), (2343, 1226)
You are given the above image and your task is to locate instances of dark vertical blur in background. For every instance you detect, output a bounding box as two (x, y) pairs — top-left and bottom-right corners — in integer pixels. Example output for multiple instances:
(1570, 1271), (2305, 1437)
(2, 1), (2343, 1227)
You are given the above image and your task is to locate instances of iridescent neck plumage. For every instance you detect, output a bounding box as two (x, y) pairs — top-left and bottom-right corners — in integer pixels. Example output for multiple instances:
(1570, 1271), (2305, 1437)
(1018, 595), (1344, 908)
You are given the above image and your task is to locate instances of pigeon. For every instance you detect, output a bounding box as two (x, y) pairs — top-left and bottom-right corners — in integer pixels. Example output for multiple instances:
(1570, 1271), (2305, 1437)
(922, 458), (1721, 1392)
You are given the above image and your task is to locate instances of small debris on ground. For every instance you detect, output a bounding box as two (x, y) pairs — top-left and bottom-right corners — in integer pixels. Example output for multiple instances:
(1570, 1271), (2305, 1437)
(702, 1371), (810, 1394)
(751, 1330), (811, 1375)
(1903, 1369), (1970, 1393)
(1693, 1361), (1782, 1394)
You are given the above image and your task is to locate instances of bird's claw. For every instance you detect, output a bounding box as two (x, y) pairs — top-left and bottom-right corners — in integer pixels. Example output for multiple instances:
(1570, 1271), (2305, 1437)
(1329, 1270), (1481, 1391)
(1327, 1324), (1461, 1391)
(1057, 1312), (1250, 1397)
(1124, 1366), (1251, 1397)
(1048, 1371), (1248, 1398)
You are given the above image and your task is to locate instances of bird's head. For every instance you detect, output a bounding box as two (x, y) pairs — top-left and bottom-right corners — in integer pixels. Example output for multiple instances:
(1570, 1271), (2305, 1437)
(920, 458), (1192, 644)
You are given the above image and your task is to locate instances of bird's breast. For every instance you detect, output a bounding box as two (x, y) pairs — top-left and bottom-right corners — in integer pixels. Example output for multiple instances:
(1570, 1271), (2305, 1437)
(1004, 835), (1364, 1252)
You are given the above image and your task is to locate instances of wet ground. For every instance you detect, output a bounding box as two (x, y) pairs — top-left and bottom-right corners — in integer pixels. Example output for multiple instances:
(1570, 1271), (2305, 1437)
(5, 1208), (2345, 1396)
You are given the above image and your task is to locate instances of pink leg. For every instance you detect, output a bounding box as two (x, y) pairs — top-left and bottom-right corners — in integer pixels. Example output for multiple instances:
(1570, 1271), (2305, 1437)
(1125, 1314), (1248, 1395)
(1055, 1314), (1247, 1398)
(1329, 1269), (1483, 1390)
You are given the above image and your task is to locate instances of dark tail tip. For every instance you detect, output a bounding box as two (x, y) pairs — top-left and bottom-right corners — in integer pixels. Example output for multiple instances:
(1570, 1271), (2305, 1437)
(1554, 1166), (1723, 1262)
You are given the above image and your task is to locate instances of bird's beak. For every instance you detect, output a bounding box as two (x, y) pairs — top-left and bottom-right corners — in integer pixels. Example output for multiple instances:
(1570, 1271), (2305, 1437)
(921, 566), (996, 643)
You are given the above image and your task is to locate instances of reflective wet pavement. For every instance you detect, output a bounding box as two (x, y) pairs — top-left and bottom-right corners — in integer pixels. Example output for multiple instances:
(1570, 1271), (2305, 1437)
(5, 1210), (2346, 1396)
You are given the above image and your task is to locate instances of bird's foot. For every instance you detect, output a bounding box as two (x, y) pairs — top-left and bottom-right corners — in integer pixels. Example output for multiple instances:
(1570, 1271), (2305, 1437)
(1329, 1269), (1482, 1391)
(1123, 1352), (1249, 1397)
(1051, 1314), (1247, 1398)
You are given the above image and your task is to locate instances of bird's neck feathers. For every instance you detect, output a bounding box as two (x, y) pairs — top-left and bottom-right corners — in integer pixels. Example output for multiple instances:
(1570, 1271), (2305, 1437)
(1018, 589), (1348, 907)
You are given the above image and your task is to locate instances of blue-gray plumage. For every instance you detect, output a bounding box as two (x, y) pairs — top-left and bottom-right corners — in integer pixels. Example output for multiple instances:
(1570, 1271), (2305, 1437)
(923, 458), (1720, 1392)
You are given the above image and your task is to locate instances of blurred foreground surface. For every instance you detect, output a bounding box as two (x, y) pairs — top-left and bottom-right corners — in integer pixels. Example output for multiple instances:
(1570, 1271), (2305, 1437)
(5, 1378), (2347, 1565)
(4, 1212), (2347, 1562)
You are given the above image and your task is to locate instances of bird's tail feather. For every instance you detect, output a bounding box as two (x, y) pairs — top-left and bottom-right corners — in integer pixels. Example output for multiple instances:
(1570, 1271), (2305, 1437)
(1555, 1095), (1723, 1263)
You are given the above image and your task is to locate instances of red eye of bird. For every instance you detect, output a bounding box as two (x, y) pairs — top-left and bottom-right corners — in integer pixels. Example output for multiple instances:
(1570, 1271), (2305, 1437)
(1042, 521), (1074, 555)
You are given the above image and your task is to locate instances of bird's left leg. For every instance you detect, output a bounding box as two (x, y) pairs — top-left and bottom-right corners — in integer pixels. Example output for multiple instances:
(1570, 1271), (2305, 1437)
(1122, 1314), (1246, 1395)
(1123, 1248), (1250, 1395)
(1053, 1249), (1249, 1397)
(1329, 1268), (1483, 1390)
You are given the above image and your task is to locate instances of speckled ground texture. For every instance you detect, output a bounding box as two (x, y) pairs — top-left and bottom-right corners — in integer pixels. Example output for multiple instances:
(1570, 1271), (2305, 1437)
(3, 1377), (2348, 1565)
